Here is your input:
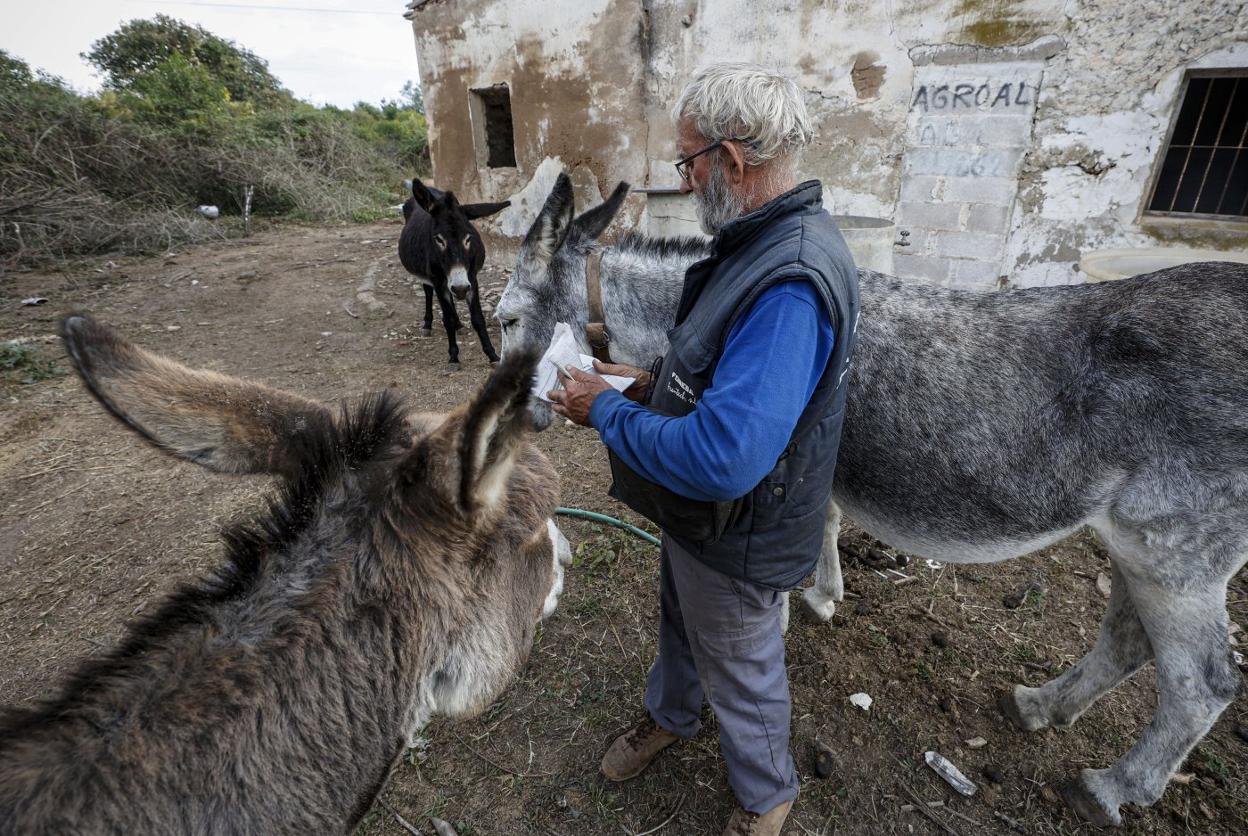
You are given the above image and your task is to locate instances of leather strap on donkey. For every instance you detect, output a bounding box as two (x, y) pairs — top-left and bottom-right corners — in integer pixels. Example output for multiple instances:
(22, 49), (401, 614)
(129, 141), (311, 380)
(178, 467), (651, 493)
(584, 250), (612, 364)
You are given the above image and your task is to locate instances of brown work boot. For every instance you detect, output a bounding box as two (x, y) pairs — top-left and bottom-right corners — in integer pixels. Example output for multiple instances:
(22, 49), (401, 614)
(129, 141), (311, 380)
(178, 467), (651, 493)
(722, 799), (794, 836)
(600, 716), (680, 781)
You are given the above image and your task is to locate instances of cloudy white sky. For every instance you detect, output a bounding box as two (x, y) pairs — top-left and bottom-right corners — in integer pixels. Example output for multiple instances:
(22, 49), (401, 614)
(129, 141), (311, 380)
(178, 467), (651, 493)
(0, 0), (422, 107)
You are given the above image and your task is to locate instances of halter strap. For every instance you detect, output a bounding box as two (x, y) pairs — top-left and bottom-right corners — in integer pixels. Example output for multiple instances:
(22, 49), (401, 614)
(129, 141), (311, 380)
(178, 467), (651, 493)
(584, 250), (612, 363)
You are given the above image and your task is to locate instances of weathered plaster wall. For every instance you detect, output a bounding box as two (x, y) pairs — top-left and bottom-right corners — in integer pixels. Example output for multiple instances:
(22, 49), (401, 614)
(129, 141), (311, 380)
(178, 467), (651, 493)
(639, 2), (1071, 215)
(409, 0), (650, 229)
(1004, 2), (1248, 287)
(411, 0), (1248, 286)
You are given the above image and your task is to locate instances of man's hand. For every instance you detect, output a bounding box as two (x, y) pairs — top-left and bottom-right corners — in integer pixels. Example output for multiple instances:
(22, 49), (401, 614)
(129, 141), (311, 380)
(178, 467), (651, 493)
(548, 366), (613, 426)
(592, 359), (651, 403)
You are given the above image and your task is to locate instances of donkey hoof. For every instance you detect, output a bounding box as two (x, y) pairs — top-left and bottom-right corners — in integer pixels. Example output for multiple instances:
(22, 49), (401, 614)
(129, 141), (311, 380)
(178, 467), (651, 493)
(1061, 770), (1122, 827)
(446, 362), (460, 371)
(488, 357), (500, 366)
(997, 686), (1046, 732)
(801, 587), (837, 622)
(420, 327), (433, 337)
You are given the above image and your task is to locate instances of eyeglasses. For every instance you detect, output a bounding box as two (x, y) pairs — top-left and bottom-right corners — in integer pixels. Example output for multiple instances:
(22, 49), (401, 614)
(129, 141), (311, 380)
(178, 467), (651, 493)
(674, 141), (723, 186)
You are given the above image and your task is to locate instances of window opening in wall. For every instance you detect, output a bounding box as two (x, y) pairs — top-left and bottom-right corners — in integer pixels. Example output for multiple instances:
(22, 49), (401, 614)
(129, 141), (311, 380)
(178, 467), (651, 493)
(470, 84), (517, 168)
(1147, 72), (1248, 220)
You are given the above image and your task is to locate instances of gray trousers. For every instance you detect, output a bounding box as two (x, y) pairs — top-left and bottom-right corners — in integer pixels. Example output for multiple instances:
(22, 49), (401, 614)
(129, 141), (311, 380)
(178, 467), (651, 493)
(644, 536), (798, 814)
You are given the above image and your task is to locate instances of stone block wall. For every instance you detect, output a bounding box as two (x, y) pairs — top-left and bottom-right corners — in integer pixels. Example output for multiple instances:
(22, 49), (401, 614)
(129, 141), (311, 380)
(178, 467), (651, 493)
(894, 61), (1044, 288)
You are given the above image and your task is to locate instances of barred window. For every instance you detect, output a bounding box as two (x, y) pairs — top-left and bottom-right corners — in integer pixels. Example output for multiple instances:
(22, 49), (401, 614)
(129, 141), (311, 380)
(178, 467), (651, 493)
(1147, 72), (1248, 220)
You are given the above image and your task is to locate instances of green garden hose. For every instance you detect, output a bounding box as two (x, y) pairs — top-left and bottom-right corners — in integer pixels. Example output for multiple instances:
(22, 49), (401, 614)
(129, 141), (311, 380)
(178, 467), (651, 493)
(555, 506), (661, 547)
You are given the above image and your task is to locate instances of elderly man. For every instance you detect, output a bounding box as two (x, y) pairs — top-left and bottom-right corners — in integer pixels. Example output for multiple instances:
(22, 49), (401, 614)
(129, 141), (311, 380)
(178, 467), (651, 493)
(549, 63), (859, 835)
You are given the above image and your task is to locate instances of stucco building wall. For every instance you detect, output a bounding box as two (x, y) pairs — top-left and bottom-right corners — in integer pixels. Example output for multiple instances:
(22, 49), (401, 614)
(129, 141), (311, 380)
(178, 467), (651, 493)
(408, 0), (1248, 288)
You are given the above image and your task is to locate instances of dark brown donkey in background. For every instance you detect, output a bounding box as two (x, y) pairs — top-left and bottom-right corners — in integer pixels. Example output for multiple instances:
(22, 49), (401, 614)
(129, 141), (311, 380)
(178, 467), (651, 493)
(400, 177), (510, 369)
(0, 315), (571, 834)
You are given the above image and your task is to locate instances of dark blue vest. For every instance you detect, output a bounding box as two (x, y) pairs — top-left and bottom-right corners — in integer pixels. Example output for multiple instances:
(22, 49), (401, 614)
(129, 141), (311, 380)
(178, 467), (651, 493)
(610, 180), (860, 589)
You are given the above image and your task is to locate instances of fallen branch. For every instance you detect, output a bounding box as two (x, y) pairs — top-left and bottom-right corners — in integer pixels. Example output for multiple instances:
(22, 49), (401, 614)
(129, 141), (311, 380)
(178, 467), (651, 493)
(631, 793), (686, 836)
(379, 799), (423, 835)
(452, 733), (554, 778)
(898, 781), (961, 836)
(993, 810), (1027, 832)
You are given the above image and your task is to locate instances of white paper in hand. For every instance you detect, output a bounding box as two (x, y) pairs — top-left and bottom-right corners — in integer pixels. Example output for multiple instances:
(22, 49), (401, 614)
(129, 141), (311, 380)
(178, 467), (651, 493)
(534, 322), (635, 403)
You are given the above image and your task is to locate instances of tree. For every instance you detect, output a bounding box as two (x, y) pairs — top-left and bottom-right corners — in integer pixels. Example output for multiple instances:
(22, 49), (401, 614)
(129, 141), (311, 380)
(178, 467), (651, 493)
(84, 15), (283, 105)
(0, 50), (33, 89)
(399, 80), (424, 115)
(119, 52), (235, 135)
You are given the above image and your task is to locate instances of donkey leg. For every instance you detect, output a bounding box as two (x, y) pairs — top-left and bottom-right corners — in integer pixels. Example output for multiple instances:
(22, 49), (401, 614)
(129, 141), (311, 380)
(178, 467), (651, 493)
(422, 284), (435, 336)
(1001, 560), (1152, 733)
(1063, 579), (1240, 826)
(436, 288), (461, 367)
(467, 288), (500, 364)
(801, 499), (843, 622)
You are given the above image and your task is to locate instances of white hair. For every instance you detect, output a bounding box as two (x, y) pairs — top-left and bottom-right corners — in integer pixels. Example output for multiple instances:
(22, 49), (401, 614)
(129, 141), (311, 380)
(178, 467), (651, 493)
(672, 63), (813, 169)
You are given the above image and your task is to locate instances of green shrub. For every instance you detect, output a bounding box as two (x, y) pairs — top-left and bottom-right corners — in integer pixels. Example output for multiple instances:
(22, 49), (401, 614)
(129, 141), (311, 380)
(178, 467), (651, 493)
(0, 343), (61, 385)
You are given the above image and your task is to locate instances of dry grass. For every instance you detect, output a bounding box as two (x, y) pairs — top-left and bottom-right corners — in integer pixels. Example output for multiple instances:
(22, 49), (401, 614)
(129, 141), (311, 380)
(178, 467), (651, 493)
(0, 74), (406, 270)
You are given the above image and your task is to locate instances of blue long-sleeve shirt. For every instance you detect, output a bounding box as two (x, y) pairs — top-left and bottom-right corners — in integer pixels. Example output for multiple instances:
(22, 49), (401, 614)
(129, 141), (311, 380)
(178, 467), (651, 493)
(588, 279), (835, 502)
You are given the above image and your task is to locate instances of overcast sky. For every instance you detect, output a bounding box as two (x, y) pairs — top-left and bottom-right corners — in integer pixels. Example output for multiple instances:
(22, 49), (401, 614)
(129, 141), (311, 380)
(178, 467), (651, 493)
(0, 0), (422, 108)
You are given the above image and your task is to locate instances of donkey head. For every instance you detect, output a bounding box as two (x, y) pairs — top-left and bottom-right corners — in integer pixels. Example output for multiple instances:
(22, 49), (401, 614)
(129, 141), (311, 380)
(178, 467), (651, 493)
(406, 177), (510, 299)
(59, 314), (567, 726)
(495, 173), (630, 429)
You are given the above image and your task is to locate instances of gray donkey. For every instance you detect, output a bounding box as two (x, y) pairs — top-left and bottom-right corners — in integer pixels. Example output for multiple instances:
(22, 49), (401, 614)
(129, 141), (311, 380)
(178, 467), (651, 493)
(0, 315), (571, 834)
(494, 174), (1248, 827)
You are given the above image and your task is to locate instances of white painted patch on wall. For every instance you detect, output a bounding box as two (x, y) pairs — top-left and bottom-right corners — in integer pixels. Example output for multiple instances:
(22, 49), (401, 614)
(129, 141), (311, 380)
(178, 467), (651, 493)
(416, 0), (613, 70)
(1009, 260), (1086, 287)
(821, 185), (891, 221)
(1037, 111), (1164, 222)
(491, 157), (605, 239)
(495, 157), (567, 237)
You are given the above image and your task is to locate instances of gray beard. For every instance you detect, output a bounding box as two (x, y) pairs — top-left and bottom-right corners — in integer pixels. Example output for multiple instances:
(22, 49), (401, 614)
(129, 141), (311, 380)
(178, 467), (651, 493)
(693, 162), (746, 236)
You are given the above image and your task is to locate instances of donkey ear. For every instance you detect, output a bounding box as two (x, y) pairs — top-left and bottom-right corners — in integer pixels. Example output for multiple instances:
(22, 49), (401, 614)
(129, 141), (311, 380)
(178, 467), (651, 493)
(456, 350), (539, 512)
(411, 177), (437, 211)
(460, 200), (511, 220)
(61, 315), (330, 479)
(572, 181), (630, 240)
(523, 173), (575, 262)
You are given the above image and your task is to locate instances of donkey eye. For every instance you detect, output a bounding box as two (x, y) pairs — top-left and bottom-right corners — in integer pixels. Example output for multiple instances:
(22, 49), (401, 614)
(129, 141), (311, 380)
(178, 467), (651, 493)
(434, 234), (447, 250)
(500, 317), (518, 331)
(462, 235), (472, 250)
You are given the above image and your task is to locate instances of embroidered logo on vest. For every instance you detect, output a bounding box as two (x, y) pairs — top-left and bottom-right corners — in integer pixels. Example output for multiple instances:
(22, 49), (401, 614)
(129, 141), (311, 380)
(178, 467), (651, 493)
(666, 370), (698, 406)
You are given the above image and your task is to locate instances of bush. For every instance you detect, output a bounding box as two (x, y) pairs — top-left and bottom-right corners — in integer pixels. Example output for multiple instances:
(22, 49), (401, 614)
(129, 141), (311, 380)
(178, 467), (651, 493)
(0, 19), (429, 268)
(0, 342), (61, 385)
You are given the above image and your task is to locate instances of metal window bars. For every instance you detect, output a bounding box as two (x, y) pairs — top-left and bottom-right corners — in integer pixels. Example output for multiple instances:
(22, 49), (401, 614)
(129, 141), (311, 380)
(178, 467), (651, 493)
(1147, 72), (1248, 220)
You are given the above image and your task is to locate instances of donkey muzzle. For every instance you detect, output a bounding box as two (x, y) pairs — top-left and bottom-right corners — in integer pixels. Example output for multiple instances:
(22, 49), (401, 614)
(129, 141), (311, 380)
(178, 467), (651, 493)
(448, 266), (472, 300)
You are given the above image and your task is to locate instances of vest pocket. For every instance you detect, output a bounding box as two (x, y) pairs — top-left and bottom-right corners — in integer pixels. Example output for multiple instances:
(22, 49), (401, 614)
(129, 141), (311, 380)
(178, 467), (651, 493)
(751, 479), (788, 532)
(607, 451), (743, 544)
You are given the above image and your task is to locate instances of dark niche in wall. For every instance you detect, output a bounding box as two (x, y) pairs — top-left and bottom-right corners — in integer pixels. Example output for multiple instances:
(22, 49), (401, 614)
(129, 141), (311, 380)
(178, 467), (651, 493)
(471, 84), (517, 169)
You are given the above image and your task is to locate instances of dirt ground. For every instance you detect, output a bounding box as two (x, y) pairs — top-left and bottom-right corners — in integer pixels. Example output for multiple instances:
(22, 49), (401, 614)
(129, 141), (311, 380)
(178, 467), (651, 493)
(2, 220), (1246, 836)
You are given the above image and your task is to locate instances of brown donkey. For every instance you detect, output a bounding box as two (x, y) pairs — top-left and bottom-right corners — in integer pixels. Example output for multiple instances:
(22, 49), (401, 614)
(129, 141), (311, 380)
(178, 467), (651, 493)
(0, 315), (570, 834)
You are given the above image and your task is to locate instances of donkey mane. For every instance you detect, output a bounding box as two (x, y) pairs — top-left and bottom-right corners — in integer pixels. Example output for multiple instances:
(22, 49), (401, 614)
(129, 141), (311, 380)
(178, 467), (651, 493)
(0, 391), (409, 744)
(614, 230), (711, 261)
